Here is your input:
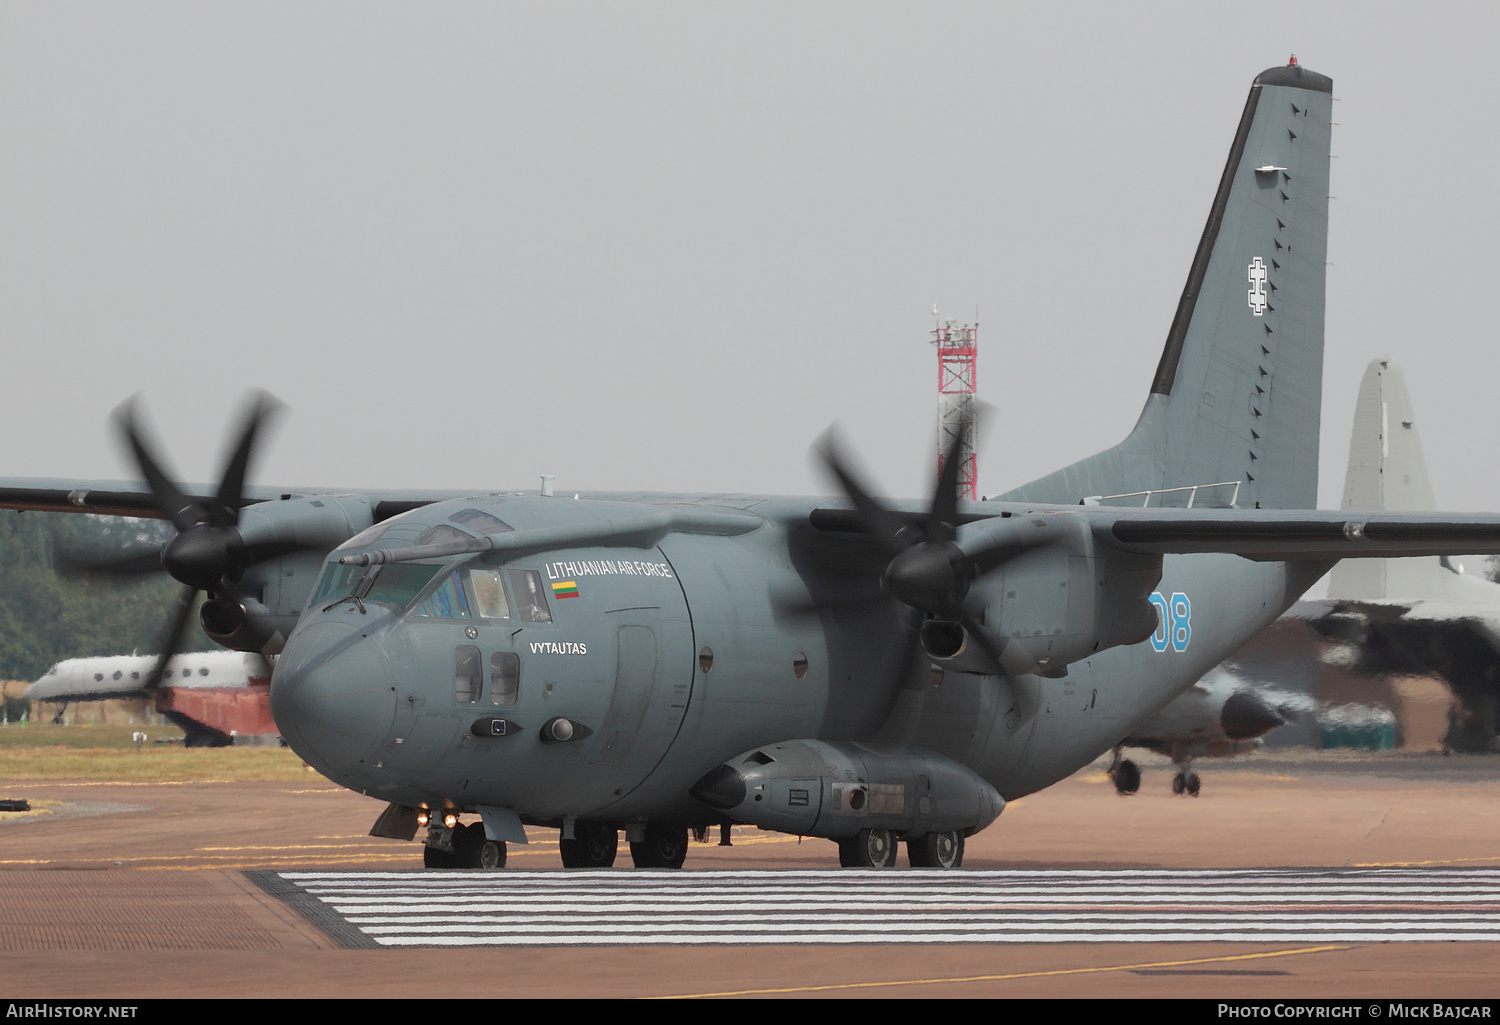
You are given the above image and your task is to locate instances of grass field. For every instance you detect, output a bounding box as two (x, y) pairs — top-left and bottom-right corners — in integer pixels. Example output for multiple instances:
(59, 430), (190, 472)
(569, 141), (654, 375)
(0, 723), (186, 749)
(0, 724), (324, 782)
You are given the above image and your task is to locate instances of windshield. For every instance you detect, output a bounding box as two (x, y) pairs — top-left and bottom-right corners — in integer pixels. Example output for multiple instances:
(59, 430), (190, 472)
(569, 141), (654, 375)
(312, 562), (363, 605)
(364, 564), (443, 608)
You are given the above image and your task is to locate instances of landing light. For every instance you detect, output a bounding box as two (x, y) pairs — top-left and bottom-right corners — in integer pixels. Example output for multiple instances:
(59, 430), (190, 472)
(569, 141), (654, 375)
(416, 811), (430, 827)
(442, 812), (458, 829)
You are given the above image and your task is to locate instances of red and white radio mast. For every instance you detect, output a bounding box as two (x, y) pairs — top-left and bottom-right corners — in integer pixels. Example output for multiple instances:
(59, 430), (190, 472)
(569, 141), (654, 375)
(930, 307), (979, 501)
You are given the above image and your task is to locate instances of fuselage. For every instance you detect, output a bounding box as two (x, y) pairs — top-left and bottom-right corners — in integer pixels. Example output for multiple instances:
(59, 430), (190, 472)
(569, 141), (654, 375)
(270, 493), (1326, 825)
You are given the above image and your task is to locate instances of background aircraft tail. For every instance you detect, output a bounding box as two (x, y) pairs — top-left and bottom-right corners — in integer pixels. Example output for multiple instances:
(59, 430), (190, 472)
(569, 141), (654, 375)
(1326, 357), (1496, 601)
(999, 63), (1333, 510)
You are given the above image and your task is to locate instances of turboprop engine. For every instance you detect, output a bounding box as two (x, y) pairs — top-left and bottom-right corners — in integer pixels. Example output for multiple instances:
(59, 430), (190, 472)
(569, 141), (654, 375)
(915, 514), (1164, 675)
(810, 429), (1163, 681)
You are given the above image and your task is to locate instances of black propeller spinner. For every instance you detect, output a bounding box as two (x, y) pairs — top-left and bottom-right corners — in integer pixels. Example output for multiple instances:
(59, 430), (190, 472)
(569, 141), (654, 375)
(61, 393), (288, 693)
(815, 419), (1038, 679)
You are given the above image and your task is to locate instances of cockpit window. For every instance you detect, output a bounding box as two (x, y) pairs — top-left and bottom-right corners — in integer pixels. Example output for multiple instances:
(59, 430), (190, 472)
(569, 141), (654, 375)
(468, 568), (511, 620)
(417, 524), (473, 546)
(507, 569), (553, 624)
(411, 570), (472, 619)
(450, 508), (513, 535)
(365, 564), (443, 608)
(312, 562), (364, 605)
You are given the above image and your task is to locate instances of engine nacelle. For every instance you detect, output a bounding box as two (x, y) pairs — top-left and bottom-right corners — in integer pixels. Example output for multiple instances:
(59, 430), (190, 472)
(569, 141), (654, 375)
(200, 597), (289, 655)
(931, 513), (1162, 674)
(690, 739), (1004, 840)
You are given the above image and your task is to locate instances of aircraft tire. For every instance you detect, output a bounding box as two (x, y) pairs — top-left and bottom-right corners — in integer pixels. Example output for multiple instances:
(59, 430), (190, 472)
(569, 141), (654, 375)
(906, 830), (964, 869)
(423, 843), (456, 869)
(630, 824), (688, 869)
(1171, 772), (1186, 796)
(1186, 772), (1201, 797)
(1111, 759), (1141, 795)
(452, 823), (487, 868)
(478, 839), (507, 870)
(839, 828), (898, 869)
(559, 822), (618, 868)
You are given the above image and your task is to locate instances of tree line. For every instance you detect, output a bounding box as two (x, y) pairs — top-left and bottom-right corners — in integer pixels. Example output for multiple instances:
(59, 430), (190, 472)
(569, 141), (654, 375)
(0, 511), (211, 682)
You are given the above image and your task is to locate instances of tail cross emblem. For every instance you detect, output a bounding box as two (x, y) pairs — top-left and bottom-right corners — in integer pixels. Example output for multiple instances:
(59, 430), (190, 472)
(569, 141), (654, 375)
(1248, 257), (1268, 316)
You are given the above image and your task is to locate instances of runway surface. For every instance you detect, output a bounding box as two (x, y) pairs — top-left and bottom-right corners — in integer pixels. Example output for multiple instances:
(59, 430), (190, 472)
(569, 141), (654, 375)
(5, 752), (1500, 996)
(269, 868), (1500, 947)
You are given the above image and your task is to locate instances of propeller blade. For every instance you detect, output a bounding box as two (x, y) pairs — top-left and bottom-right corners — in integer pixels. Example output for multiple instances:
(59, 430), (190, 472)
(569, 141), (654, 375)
(53, 544), (166, 579)
(815, 429), (911, 555)
(929, 412), (972, 546)
(212, 392), (279, 528)
(769, 580), (891, 620)
(954, 605), (1040, 678)
(114, 399), (206, 532)
(142, 585), (199, 694)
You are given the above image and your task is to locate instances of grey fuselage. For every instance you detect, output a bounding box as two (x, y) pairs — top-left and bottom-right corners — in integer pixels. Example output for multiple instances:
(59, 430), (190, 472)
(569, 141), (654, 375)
(271, 492), (1325, 825)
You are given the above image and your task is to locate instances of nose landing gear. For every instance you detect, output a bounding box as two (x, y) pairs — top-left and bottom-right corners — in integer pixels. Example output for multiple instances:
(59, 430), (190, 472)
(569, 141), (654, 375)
(422, 820), (508, 869)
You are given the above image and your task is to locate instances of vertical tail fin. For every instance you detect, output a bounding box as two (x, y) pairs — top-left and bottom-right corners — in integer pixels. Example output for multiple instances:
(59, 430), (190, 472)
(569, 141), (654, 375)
(1000, 63), (1333, 510)
(1326, 358), (1491, 601)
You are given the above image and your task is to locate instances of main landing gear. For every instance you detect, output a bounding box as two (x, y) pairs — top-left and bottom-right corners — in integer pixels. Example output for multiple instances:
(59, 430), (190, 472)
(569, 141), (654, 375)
(836, 828), (966, 869)
(1108, 748), (1141, 795)
(559, 821), (619, 868)
(629, 824), (689, 869)
(557, 822), (690, 869)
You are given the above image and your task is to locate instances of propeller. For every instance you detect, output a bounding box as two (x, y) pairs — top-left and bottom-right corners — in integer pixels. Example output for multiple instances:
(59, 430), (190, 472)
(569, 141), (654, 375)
(805, 416), (1040, 680)
(58, 393), (290, 692)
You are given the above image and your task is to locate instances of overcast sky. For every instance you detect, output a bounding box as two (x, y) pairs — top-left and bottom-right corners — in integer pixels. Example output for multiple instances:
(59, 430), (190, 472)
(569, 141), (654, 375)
(3, 2), (1497, 564)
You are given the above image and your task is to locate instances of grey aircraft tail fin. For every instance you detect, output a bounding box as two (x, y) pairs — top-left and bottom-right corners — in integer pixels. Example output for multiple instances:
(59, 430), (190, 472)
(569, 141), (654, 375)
(1326, 358), (1498, 602)
(998, 62), (1333, 510)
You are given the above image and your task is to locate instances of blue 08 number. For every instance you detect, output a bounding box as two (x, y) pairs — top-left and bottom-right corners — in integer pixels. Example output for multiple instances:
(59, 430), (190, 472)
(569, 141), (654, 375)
(1148, 591), (1191, 653)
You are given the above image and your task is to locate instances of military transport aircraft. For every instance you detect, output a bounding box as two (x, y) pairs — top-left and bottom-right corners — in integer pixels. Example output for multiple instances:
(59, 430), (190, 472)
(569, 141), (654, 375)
(5, 61), (1500, 871)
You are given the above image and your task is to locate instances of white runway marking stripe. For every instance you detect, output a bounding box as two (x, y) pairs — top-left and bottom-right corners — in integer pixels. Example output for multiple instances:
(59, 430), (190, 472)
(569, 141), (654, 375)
(276, 868), (1500, 947)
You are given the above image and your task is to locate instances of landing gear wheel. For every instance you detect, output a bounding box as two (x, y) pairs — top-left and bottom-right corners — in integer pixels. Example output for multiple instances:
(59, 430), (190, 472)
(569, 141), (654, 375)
(1185, 772), (1201, 797)
(630, 824), (689, 869)
(1111, 758), (1141, 795)
(560, 821), (618, 868)
(452, 822), (488, 868)
(478, 839), (507, 869)
(839, 828), (898, 868)
(906, 830), (964, 869)
(1171, 772), (1186, 796)
(423, 843), (456, 869)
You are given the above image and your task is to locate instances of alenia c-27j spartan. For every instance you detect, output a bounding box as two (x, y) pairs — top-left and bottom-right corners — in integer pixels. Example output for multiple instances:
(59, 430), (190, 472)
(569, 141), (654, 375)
(6, 61), (1495, 871)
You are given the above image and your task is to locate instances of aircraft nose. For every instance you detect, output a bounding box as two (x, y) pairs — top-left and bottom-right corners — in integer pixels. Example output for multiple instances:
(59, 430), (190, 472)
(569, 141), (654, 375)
(1220, 689), (1286, 740)
(271, 620), (397, 769)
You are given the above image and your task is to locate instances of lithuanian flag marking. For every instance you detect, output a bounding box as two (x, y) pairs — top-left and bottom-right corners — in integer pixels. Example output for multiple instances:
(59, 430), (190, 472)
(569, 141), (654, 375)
(551, 581), (580, 599)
